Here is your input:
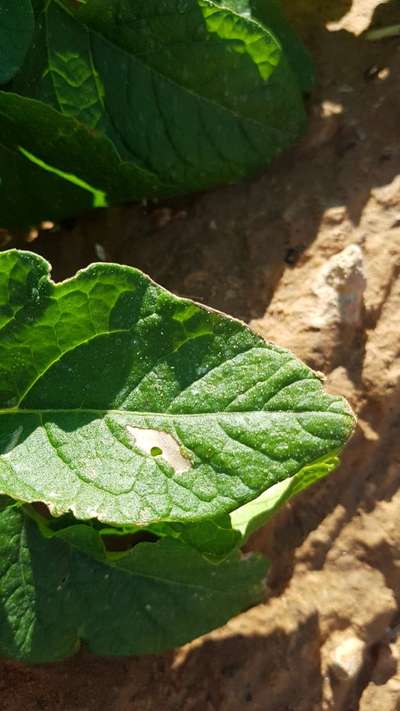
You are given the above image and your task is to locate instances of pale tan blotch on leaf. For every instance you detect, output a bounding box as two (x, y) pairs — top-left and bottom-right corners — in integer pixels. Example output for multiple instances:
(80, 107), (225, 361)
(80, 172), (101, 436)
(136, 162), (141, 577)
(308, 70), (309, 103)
(127, 426), (192, 474)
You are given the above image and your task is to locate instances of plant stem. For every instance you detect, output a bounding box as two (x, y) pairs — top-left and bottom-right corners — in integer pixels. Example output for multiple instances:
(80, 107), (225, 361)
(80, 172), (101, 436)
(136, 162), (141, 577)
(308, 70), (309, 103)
(366, 24), (400, 41)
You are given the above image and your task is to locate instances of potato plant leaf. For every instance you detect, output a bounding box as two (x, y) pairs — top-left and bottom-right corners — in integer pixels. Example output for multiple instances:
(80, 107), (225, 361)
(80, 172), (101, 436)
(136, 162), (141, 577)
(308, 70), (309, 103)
(0, 250), (356, 661)
(0, 250), (355, 529)
(212, 0), (314, 92)
(230, 452), (340, 541)
(154, 514), (243, 560)
(0, 503), (267, 662)
(1, 0), (308, 229)
(0, 0), (34, 84)
(250, 0), (314, 92)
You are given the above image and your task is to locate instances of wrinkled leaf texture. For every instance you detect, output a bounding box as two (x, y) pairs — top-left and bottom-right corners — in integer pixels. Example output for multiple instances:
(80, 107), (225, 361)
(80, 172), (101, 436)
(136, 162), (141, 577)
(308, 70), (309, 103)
(0, 250), (354, 660)
(0, 250), (354, 527)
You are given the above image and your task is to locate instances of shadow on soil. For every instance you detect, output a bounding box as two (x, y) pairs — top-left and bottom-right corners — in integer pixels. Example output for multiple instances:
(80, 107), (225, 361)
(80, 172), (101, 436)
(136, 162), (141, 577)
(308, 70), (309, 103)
(1, 613), (323, 711)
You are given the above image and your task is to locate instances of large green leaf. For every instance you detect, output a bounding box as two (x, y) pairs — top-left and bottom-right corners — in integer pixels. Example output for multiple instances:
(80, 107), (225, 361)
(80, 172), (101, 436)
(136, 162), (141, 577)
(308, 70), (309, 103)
(0, 250), (355, 528)
(0, 0), (34, 84)
(0, 503), (266, 662)
(1, 0), (307, 228)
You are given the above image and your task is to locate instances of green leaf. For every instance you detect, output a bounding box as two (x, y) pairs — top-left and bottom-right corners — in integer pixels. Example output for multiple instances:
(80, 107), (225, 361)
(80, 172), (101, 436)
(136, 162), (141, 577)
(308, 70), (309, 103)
(2, 0), (307, 228)
(0, 503), (267, 662)
(230, 452), (340, 541)
(152, 514), (243, 560)
(250, 0), (314, 92)
(25, 503), (242, 561)
(209, 1), (314, 92)
(0, 250), (355, 528)
(0, 0), (34, 84)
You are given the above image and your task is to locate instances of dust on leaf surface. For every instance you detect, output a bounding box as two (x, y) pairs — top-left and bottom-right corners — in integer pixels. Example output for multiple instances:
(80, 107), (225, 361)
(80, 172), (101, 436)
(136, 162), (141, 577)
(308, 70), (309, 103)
(0, 250), (355, 527)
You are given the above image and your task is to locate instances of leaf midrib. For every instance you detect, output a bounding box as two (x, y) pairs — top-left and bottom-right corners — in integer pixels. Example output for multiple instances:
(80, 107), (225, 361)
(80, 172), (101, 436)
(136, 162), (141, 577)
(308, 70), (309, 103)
(0, 408), (354, 419)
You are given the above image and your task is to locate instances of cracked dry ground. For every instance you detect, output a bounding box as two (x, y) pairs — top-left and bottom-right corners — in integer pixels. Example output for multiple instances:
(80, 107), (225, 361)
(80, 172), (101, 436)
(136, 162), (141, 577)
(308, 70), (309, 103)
(1, 0), (400, 709)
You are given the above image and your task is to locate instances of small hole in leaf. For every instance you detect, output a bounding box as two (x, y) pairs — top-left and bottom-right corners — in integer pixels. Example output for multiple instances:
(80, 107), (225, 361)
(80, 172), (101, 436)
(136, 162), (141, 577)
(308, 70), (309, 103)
(103, 530), (159, 552)
(127, 426), (192, 473)
(32, 501), (52, 519)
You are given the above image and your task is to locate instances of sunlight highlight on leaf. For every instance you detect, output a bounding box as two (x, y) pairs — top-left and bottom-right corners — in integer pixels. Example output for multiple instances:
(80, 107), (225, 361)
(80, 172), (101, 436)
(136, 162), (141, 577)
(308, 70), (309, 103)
(19, 146), (107, 208)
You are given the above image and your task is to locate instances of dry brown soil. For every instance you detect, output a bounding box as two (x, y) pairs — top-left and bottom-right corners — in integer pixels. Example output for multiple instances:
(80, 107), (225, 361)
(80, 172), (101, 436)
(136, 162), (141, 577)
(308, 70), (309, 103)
(1, 1), (400, 709)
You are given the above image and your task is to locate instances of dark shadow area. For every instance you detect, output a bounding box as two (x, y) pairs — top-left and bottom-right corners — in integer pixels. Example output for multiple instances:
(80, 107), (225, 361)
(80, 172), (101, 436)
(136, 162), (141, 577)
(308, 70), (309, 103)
(162, 614), (323, 711)
(0, 614), (323, 711)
